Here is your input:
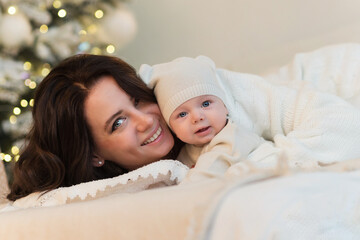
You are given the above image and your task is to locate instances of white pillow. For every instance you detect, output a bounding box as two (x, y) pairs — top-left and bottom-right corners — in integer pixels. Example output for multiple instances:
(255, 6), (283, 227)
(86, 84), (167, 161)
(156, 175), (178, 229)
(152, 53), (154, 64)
(10, 160), (189, 209)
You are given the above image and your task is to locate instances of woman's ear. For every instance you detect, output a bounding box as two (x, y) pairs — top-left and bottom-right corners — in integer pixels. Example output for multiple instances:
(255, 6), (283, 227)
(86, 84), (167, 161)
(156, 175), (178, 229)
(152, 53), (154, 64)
(92, 154), (105, 167)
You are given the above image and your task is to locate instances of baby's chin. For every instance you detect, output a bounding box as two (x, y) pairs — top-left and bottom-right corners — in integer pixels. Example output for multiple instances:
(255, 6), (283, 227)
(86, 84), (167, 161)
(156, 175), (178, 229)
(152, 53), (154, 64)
(192, 140), (212, 147)
(180, 134), (213, 147)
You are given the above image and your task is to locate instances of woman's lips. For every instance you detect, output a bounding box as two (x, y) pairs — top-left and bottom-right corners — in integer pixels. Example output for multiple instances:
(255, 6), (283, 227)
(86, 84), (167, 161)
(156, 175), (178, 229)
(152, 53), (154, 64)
(141, 126), (162, 146)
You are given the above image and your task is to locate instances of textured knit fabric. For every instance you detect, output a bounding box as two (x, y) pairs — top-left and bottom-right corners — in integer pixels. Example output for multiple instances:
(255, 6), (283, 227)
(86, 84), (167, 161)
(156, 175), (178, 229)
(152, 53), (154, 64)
(139, 56), (227, 124)
(216, 66), (360, 169)
(4, 160), (188, 209)
(178, 121), (264, 183)
(263, 42), (360, 109)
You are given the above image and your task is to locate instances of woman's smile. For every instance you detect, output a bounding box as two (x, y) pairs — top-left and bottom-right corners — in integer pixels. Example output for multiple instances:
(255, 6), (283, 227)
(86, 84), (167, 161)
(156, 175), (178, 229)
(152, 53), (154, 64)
(142, 126), (162, 146)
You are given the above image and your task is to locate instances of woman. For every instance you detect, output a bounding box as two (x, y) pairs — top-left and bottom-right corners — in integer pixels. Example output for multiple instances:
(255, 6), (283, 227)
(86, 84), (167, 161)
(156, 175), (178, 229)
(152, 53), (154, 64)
(7, 54), (183, 201)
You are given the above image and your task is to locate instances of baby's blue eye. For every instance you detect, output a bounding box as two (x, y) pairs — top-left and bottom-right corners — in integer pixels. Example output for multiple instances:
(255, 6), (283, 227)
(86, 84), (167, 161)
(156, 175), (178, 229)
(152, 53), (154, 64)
(179, 112), (187, 118)
(112, 117), (126, 132)
(202, 101), (210, 107)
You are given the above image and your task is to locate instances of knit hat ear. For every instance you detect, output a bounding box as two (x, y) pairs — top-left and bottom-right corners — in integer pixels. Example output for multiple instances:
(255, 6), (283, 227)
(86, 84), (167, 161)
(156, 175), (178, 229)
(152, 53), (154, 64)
(195, 55), (216, 68)
(139, 64), (154, 87)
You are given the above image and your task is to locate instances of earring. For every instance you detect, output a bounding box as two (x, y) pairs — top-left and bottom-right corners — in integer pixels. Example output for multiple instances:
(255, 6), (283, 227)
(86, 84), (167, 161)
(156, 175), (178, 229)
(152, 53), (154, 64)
(98, 160), (104, 166)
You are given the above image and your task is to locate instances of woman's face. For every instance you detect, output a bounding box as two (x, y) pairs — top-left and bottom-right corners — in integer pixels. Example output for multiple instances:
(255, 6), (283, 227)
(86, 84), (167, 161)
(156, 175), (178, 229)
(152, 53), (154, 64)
(84, 76), (175, 170)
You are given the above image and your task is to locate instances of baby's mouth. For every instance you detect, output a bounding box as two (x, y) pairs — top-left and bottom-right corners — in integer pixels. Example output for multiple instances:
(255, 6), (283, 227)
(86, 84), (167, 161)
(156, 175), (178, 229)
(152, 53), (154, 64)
(195, 126), (210, 134)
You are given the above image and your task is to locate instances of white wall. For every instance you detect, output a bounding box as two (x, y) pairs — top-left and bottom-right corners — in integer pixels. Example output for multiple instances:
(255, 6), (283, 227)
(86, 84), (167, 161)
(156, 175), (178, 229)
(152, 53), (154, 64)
(119, 0), (360, 74)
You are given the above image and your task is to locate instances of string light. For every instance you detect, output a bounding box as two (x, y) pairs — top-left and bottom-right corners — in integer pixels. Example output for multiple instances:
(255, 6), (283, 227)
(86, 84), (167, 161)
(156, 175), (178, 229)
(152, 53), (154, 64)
(106, 44), (115, 54)
(29, 99), (34, 107)
(29, 81), (37, 89)
(7, 6), (16, 15)
(24, 78), (31, 86)
(41, 68), (50, 76)
(9, 115), (17, 124)
(40, 24), (48, 33)
(53, 0), (62, 9)
(13, 107), (21, 115)
(91, 47), (102, 55)
(79, 30), (87, 35)
(14, 155), (20, 162)
(41, 64), (51, 76)
(20, 99), (28, 107)
(0, 153), (4, 161)
(23, 62), (32, 71)
(94, 10), (104, 19)
(4, 154), (12, 162)
(87, 24), (97, 34)
(58, 9), (67, 18)
(11, 146), (19, 155)
(78, 42), (90, 51)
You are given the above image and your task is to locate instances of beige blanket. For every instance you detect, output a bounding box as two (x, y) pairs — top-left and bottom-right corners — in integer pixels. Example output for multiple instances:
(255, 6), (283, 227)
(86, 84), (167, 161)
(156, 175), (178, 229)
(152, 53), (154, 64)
(0, 178), (227, 240)
(2, 163), (360, 240)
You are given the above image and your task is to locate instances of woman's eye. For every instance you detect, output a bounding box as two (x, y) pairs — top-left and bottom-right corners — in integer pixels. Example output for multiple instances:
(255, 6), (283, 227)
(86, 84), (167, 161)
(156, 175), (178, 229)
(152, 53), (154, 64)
(112, 117), (126, 132)
(202, 101), (210, 107)
(179, 112), (187, 118)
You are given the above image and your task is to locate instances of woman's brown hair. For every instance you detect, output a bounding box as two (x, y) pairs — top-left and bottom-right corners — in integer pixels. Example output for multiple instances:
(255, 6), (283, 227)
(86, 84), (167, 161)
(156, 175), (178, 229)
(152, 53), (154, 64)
(7, 54), (182, 201)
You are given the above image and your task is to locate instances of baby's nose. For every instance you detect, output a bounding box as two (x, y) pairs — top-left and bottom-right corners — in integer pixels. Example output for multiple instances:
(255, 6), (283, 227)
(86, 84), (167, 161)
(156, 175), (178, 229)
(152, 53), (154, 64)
(191, 111), (204, 123)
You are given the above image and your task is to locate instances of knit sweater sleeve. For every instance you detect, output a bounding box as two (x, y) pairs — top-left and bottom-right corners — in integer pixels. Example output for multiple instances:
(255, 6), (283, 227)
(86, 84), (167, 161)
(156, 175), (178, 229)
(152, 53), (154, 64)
(181, 121), (263, 183)
(217, 68), (360, 169)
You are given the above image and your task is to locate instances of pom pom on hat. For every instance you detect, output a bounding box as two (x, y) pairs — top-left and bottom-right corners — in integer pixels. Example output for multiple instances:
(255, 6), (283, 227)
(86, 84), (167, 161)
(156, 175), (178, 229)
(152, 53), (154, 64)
(139, 56), (226, 124)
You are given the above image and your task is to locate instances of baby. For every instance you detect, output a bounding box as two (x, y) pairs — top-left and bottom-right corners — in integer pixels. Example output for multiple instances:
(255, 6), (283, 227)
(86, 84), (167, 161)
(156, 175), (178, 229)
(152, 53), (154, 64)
(140, 56), (264, 182)
(141, 53), (360, 183)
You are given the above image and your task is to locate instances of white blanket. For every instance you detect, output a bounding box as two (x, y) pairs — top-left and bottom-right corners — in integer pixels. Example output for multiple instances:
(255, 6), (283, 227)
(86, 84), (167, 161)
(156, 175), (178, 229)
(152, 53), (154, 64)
(194, 170), (360, 240)
(263, 42), (360, 109)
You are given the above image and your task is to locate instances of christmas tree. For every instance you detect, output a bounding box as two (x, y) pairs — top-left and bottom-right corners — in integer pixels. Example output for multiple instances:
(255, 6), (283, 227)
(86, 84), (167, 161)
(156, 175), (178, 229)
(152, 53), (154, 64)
(0, 0), (137, 183)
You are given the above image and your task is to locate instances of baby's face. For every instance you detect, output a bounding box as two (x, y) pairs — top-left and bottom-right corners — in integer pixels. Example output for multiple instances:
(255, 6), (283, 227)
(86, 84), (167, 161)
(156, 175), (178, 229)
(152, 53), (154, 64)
(169, 95), (228, 146)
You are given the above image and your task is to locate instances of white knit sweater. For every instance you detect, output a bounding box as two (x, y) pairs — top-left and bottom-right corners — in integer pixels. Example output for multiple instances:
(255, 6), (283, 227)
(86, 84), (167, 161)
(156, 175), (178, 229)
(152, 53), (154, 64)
(178, 121), (265, 183)
(215, 66), (360, 169)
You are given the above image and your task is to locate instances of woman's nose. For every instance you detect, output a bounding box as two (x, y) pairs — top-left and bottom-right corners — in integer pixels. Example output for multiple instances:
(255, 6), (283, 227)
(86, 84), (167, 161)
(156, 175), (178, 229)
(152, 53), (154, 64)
(134, 110), (154, 132)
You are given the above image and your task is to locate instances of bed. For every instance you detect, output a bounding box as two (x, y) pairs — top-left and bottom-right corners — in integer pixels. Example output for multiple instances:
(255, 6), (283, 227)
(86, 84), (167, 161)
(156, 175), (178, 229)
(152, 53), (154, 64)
(1, 43), (360, 240)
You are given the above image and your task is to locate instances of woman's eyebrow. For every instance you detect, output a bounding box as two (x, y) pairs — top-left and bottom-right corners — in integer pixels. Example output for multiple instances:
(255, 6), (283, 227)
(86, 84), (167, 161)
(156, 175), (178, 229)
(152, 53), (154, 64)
(104, 110), (123, 131)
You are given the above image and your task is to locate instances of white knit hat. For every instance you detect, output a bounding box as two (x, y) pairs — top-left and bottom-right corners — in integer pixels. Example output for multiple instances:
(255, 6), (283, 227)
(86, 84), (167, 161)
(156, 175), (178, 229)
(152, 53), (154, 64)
(139, 56), (227, 124)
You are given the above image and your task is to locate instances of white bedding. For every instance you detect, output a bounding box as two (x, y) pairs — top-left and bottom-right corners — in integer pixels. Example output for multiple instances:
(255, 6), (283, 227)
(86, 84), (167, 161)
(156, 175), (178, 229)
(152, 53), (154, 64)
(263, 42), (360, 110)
(194, 170), (360, 240)
(1, 162), (360, 240)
